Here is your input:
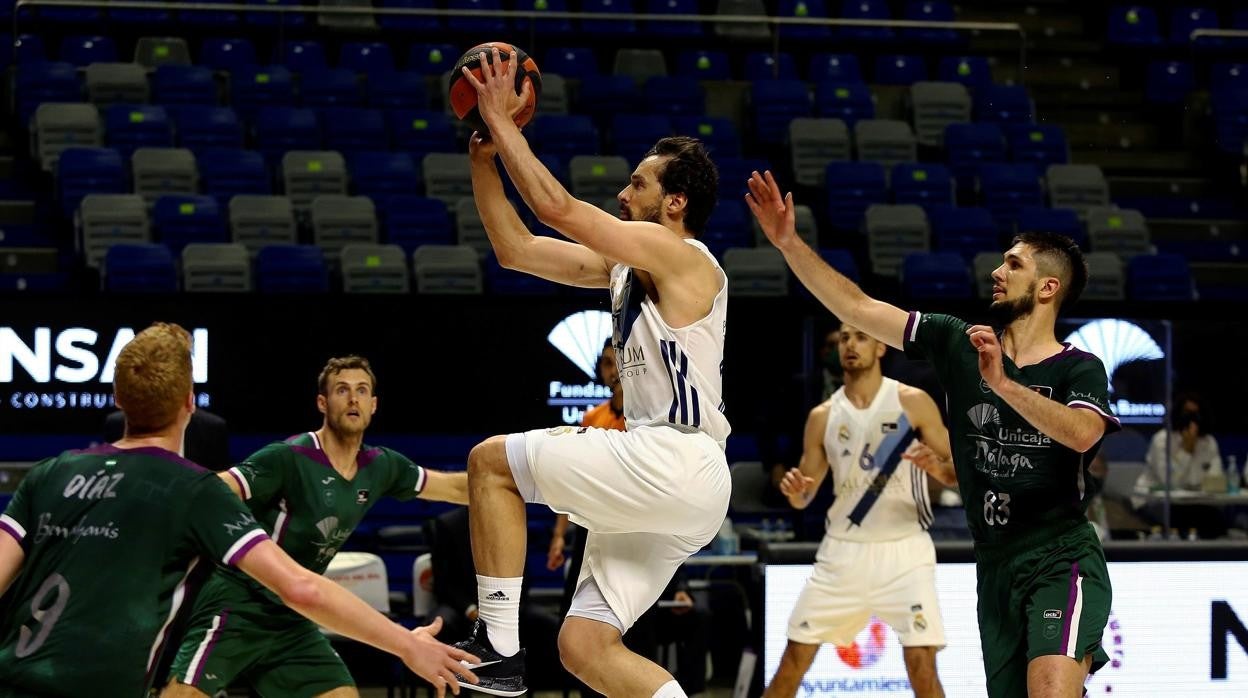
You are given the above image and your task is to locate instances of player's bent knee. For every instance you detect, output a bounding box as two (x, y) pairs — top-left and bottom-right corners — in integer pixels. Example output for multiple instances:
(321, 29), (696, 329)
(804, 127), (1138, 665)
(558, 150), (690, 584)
(467, 435), (510, 482)
(160, 678), (210, 698)
(557, 619), (616, 677)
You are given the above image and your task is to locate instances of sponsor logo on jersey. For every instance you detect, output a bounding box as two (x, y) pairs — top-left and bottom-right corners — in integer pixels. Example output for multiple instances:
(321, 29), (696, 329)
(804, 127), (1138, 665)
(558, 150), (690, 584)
(313, 516), (351, 562)
(995, 427), (1053, 447)
(356, 489), (370, 504)
(967, 403), (1001, 430)
(911, 604), (923, 613)
(913, 613), (928, 632)
(838, 424), (851, 443)
(979, 378), (993, 393)
(1044, 609), (1063, 619)
(841, 448), (851, 458)
(321, 476), (334, 485)
(1029, 385), (1054, 398)
(223, 511), (258, 536)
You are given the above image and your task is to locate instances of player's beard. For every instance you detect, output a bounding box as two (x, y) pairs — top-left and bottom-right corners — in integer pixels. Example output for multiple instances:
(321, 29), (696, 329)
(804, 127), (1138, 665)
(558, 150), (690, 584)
(327, 411), (369, 438)
(988, 281), (1037, 326)
(620, 200), (663, 224)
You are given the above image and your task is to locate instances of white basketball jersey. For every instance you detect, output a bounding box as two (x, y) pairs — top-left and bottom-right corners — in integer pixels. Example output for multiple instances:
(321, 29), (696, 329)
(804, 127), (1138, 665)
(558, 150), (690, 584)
(609, 239), (730, 446)
(821, 378), (933, 542)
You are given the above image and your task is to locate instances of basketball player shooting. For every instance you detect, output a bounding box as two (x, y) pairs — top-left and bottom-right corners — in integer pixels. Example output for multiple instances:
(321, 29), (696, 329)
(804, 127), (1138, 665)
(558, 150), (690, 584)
(455, 48), (731, 698)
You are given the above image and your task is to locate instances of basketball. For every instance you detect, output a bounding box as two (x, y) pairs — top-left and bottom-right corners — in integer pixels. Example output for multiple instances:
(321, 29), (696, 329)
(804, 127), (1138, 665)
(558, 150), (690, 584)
(448, 42), (542, 134)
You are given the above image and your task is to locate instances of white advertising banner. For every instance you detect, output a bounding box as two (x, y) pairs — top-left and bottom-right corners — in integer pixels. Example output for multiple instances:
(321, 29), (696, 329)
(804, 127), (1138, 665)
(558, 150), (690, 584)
(765, 561), (1248, 695)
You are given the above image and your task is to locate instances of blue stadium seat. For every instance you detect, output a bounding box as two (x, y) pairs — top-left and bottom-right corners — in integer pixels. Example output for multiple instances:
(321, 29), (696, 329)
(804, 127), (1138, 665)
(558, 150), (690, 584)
(322, 107), (387, 153)
(581, 0), (636, 36)
(814, 82), (875, 126)
(819, 249), (859, 282)
(200, 38), (256, 71)
(672, 116), (741, 157)
(1108, 5), (1162, 46)
(379, 196), (453, 253)
(643, 0), (704, 38)
(978, 163), (1042, 228)
(902, 251), (972, 298)
(366, 72), (428, 109)
(1211, 89), (1248, 154)
(256, 245), (329, 293)
(57, 147), (126, 218)
(716, 157), (771, 200)
(11, 35), (46, 66)
(824, 162), (887, 232)
(1146, 60), (1195, 105)
(485, 253), (559, 295)
(229, 65), (295, 116)
(299, 69), (362, 107)
(702, 201), (751, 258)
(532, 115), (599, 164)
(515, 0), (575, 36)
(875, 55), (928, 85)
(891, 163), (954, 210)
(974, 85), (1034, 124)
(928, 205), (998, 260)
(776, 0), (832, 42)
(253, 107), (321, 161)
(105, 105), (174, 157)
(378, 0), (441, 31)
(407, 43), (458, 76)
(244, 0), (307, 27)
(179, 0), (240, 27)
(172, 106), (244, 151)
(1210, 62), (1248, 93)
(644, 77), (705, 118)
(1170, 6), (1218, 46)
(543, 47), (599, 80)
(676, 50), (731, 81)
(744, 52), (796, 82)
(39, 4), (103, 24)
(341, 42), (395, 76)
(275, 40), (327, 73)
(105, 244), (177, 292)
(577, 76), (641, 125)
(1127, 254), (1194, 301)
(1016, 206), (1087, 246)
(944, 123), (1006, 186)
(807, 53), (864, 83)
(447, 0), (509, 34)
(153, 194), (228, 253)
(902, 1), (960, 45)
(350, 152), (419, 199)
(611, 114), (673, 165)
(1005, 124), (1068, 167)
(198, 148), (271, 203)
(387, 110), (455, 156)
(59, 36), (117, 67)
(751, 80), (811, 146)
(109, 0), (171, 24)
(938, 56), (993, 88)
(839, 0), (894, 42)
(153, 65), (218, 105)
(16, 62), (81, 126)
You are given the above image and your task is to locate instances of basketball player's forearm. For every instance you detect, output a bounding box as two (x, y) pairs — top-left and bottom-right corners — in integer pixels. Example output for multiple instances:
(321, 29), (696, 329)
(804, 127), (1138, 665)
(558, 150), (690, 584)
(291, 575), (418, 657)
(778, 241), (907, 349)
(994, 381), (1104, 453)
(489, 122), (574, 224)
(471, 159), (532, 260)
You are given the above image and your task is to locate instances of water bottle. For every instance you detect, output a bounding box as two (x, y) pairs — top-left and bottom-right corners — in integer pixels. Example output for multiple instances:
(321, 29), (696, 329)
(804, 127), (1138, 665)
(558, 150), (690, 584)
(1228, 456), (1241, 495)
(713, 517), (736, 555)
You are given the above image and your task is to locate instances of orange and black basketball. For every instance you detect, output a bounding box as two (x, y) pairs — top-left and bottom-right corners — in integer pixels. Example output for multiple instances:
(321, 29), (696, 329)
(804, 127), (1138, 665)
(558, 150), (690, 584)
(448, 42), (542, 134)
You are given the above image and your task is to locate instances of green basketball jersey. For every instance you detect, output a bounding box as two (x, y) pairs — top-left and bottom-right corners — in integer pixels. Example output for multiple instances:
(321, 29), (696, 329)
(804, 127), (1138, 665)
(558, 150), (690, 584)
(903, 312), (1121, 547)
(209, 432), (427, 610)
(0, 445), (268, 697)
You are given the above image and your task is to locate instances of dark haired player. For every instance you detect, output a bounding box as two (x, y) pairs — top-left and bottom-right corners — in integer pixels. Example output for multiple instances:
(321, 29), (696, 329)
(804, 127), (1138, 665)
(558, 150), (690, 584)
(748, 171), (1120, 698)
(454, 48), (730, 698)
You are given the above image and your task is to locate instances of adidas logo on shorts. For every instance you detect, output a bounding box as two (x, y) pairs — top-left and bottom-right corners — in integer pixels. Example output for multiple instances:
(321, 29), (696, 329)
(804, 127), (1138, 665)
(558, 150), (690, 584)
(486, 590), (510, 601)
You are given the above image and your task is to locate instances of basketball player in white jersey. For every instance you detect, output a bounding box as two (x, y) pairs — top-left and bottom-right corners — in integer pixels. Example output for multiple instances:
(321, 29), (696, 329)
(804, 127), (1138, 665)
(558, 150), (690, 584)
(455, 49), (731, 698)
(766, 323), (958, 698)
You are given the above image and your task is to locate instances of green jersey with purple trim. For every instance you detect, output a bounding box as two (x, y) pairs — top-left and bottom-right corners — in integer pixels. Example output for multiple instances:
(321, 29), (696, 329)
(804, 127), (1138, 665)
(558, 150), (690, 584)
(211, 432), (427, 607)
(902, 312), (1122, 547)
(0, 445), (268, 697)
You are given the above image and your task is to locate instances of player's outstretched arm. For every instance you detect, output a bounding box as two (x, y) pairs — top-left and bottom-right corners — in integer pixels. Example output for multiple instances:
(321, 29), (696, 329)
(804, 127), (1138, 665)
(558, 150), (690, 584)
(900, 386), (958, 488)
(418, 470), (469, 506)
(781, 404), (831, 510)
(469, 133), (611, 288)
(0, 531), (23, 597)
(463, 48), (702, 279)
(746, 171), (910, 349)
(235, 539), (479, 695)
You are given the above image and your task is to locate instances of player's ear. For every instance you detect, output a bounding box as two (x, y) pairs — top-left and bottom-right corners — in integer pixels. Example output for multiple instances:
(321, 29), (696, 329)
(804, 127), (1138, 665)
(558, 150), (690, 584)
(665, 191), (687, 218)
(1039, 275), (1061, 301)
(184, 390), (196, 415)
(369, 396), (378, 414)
(316, 393), (328, 415)
(875, 341), (886, 359)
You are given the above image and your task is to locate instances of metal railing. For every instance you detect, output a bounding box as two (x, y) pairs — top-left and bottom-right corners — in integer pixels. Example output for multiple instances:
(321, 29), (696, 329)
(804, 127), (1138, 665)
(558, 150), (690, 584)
(13, 0), (1027, 83)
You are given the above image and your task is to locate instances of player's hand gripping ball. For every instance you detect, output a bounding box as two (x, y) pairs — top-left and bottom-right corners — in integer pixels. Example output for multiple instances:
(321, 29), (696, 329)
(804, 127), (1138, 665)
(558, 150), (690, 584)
(449, 42), (542, 134)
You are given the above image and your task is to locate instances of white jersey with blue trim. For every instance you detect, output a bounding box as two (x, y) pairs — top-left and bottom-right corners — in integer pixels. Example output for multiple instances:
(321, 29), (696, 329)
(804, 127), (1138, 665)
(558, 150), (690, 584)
(821, 378), (933, 542)
(609, 238), (730, 446)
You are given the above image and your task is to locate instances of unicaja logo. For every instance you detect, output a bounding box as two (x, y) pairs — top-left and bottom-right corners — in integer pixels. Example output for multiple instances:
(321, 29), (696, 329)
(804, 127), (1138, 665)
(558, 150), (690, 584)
(547, 311), (613, 378)
(1062, 319), (1163, 384)
(967, 403), (1001, 430)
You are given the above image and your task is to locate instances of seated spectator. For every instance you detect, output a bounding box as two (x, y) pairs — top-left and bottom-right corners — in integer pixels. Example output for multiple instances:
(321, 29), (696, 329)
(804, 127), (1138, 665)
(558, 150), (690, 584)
(1134, 393), (1227, 538)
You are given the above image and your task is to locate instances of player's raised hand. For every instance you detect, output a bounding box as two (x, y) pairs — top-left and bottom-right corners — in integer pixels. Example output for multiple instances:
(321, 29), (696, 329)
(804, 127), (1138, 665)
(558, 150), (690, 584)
(745, 170), (799, 251)
(967, 325), (1005, 392)
(404, 617), (480, 696)
(779, 467), (816, 502)
(460, 47), (534, 130)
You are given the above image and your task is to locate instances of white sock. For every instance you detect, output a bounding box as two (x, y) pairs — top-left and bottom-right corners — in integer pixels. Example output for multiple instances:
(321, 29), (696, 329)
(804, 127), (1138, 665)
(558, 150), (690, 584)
(652, 679), (688, 698)
(476, 574), (523, 656)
